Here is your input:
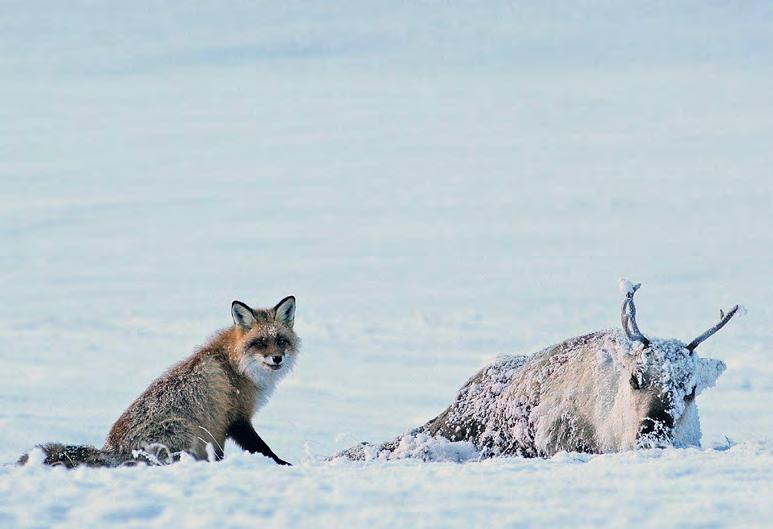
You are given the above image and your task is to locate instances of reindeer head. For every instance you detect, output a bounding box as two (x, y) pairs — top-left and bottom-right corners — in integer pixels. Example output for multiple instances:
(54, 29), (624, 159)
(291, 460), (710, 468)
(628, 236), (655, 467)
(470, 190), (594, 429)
(616, 280), (735, 448)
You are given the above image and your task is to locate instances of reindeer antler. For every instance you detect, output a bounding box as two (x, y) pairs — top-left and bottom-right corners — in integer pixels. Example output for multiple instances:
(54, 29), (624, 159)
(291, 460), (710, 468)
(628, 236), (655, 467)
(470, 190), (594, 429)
(619, 280), (650, 347)
(686, 305), (739, 351)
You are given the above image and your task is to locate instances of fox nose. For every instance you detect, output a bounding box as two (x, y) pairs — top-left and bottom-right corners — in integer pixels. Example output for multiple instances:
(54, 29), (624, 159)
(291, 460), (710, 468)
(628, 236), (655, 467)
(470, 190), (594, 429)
(272, 355), (283, 365)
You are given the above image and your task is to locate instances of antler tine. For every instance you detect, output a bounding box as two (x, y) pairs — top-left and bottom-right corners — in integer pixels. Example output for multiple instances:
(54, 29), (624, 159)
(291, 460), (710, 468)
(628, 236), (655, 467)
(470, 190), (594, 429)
(620, 282), (650, 346)
(627, 284), (648, 345)
(621, 297), (633, 340)
(686, 305), (740, 351)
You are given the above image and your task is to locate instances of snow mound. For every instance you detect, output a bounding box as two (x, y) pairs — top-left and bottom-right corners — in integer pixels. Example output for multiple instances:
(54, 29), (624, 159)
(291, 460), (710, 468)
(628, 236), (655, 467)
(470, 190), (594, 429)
(332, 431), (480, 463)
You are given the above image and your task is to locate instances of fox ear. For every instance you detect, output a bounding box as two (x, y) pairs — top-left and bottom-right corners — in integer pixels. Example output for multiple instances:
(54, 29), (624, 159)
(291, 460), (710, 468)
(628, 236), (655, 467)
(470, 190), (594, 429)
(231, 301), (257, 330)
(274, 296), (296, 328)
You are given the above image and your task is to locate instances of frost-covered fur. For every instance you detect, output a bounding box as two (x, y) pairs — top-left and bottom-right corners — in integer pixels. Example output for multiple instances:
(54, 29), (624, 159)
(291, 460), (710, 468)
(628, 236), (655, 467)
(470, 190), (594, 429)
(20, 297), (299, 468)
(338, 312), (729, 461)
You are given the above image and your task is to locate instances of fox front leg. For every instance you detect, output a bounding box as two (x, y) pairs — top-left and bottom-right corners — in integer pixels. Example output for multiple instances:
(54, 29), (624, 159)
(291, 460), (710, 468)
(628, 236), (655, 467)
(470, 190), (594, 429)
(226, 419), (291, 465)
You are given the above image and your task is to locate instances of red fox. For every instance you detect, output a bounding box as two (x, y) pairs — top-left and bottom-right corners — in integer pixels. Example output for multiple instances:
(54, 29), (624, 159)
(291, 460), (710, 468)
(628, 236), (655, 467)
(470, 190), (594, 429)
(19, 296), (299, 468)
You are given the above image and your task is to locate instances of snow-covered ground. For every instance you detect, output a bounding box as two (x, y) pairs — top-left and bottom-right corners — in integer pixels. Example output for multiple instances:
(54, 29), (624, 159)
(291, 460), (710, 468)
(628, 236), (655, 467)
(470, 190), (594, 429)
(1, 2), (771, 528)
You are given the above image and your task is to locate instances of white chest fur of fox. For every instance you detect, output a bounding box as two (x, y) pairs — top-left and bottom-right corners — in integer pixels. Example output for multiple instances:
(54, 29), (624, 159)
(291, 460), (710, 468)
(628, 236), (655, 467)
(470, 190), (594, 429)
(20, 296), (300, 468)
(337, 280), (737, 461)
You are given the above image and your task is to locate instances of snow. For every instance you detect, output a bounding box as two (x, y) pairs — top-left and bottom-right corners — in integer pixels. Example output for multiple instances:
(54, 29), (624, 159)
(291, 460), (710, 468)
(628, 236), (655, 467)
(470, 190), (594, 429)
(3, 442), (772, 528)
(1, 1), (772, 528)
(332, 431), (481, 463)
(618, 278), (639, 296)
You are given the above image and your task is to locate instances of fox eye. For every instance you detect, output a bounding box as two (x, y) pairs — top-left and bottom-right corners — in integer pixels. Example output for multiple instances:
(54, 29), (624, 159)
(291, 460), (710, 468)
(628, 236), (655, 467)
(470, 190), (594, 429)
(276, 336), (289, 348)
(629, 374), (641, 390)
(251, 338), (268, 349)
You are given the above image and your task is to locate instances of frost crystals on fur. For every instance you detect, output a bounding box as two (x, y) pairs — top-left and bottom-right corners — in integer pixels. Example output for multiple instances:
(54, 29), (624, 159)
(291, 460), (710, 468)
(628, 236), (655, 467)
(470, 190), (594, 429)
(338, 280), (737, 461)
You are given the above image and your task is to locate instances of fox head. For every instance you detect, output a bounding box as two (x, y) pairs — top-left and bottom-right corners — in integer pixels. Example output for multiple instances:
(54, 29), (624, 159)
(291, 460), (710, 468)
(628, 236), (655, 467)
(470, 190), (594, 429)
(230, 296), (299, 389)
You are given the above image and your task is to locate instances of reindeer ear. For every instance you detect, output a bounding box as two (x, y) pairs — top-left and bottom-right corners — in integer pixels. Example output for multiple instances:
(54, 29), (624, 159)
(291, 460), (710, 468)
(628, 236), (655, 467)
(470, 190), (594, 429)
(231, 301), (257, 330)
(274, 296), (296, 328)
(696, 357), (726, 390)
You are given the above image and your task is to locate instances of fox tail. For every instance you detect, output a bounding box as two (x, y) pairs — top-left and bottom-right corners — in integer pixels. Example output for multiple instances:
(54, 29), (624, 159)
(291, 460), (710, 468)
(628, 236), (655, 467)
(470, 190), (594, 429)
(18, 443), (147, 468)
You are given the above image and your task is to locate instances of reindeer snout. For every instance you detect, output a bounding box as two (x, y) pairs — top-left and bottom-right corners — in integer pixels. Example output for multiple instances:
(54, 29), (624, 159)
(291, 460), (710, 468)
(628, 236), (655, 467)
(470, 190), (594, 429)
(636, 403), (675, 448)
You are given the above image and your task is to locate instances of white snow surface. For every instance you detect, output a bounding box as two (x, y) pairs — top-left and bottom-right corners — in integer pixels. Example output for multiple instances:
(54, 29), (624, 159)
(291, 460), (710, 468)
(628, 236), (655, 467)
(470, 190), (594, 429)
(1, 2), (772, 528)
